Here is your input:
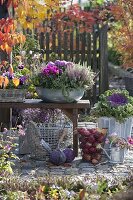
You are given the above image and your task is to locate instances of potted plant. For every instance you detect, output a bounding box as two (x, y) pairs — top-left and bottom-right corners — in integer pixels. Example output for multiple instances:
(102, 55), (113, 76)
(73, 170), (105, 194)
(98, 132), (132, 164)
(0, 61), (29, 102)
(93, 89), (133, 138)
(32, 60), (95, 102)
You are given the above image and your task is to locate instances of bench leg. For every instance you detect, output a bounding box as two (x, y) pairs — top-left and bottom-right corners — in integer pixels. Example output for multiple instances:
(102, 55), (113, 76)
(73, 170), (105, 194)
(62, 108), (79, 156)
(72, 108), (78, 156)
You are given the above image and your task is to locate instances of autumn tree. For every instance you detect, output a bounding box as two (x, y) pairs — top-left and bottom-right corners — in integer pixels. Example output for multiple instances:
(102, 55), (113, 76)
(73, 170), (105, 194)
(108, 0), (133, 68)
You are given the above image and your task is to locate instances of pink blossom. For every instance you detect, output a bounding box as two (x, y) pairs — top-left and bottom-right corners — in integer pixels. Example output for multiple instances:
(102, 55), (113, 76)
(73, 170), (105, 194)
(128, 137), (133, 145)
(4, 144), (11, 151)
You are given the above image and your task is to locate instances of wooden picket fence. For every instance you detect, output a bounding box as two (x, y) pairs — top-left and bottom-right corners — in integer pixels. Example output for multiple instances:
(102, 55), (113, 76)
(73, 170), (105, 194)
(33, 20), (109, 104)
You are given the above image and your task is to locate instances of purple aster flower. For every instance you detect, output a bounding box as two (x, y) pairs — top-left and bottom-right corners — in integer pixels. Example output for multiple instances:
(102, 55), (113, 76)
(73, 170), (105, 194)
(18, 64), (24, 69)
(19, 76), (27, 85)
(8, 74), (13, 79)
(46, 62), (55, 67)
(55, 60), (67, 67)
(107, 93), (128, 106)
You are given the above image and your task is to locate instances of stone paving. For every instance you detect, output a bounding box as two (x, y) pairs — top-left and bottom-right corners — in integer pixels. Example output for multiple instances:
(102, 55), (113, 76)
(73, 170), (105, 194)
(13, 149), (133, 184)
(12, 121), (133, 185)
(12, 76), (133, 183)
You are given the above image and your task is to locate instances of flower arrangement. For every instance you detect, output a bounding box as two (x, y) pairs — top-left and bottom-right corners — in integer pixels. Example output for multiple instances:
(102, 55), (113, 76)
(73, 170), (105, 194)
(93, 89), (133, 122)
(105, 132), (132, 149)
(0, 61), (29, 89)
(32, 60), (94, 95)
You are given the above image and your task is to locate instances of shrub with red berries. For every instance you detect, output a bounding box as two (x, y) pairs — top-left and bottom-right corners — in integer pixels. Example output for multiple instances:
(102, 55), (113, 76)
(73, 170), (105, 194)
(77, 128), (107, 165)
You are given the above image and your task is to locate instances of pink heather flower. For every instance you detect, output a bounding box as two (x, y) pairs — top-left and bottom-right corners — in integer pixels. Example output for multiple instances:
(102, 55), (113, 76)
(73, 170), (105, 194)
(18, 129), (25, 136)
(128, 137), (133, 145)
(3, 128), (8, 133)
(105, 138), (109, 144)
(17, 125), (23, 129)
(110, 132), (117, 136)
(4, 144), (11, 151)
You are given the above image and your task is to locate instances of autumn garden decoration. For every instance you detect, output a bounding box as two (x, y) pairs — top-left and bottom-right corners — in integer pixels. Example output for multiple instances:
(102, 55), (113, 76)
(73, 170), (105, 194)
(32, 60), (95, 102)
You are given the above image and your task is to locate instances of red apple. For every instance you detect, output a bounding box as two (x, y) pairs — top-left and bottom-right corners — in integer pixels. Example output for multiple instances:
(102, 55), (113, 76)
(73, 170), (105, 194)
(87, 135), (96, 143)
(82, 153), (92, 161)
(89, 147), (97, 153)
(91, 158), (99, 165)
(89, 128), (97, 134)
(97, 135), (105, 143)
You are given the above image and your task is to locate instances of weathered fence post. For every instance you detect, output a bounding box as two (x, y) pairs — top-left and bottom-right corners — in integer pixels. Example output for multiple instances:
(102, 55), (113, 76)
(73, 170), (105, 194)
(99, 24), (109, 94)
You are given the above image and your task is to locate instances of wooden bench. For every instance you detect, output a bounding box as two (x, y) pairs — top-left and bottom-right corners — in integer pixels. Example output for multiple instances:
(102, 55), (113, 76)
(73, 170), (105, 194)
(0, 99), (90, 156)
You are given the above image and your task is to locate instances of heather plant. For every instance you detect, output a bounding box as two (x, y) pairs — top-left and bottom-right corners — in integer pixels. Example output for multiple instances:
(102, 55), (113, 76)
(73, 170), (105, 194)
(21, 108), (67, 126)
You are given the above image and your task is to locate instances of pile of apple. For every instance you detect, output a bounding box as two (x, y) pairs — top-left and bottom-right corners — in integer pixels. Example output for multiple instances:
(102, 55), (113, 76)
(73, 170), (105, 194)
(77, 128), (106, 165)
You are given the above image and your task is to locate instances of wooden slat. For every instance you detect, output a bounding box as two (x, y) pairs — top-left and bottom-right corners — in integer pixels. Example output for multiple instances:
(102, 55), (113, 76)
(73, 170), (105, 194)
(81, 31), (86, 65)
(58, 31), (62, 59)
(99, 24), (109, 94)
(52, 32), (56, 52)
(92, 25), (98, 103)
(63, 32), (68, 60)
(39, 32), (45, 49)
(70, 31), (74, 61)
(46, 32), (50, 61)
(86, 33), (91, 67)
(75, 24), (80, 63)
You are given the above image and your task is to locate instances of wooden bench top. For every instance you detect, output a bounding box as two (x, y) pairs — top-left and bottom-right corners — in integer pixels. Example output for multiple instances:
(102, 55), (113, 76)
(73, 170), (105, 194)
(0, 99), (90, 109)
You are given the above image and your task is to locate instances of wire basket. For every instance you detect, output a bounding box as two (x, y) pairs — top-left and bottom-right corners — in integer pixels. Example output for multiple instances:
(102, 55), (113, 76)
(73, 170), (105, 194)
(0, 89), (26, 102)
(27, 121), (64, 160)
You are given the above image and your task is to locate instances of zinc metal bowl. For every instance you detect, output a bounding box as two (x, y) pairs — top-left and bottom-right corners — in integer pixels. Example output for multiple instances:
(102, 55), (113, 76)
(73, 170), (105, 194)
(36, 87), (85, 103)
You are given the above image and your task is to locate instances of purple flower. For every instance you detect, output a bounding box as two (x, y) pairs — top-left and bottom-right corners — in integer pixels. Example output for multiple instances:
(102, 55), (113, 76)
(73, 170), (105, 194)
(19, 76), (27, 85)
(55, 60), (67, 67)
(41, 65), (59, 76)
(107, 93), (128, 106)
(46, 62), (55, 67)
(18, 64), (24, 69)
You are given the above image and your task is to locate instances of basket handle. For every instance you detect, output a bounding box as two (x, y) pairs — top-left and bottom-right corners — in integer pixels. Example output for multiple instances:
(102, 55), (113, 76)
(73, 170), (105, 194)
(57, 129), (67, 149)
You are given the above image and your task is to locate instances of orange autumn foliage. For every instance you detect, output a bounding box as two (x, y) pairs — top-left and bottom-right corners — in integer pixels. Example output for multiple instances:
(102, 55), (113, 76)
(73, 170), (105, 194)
(0, 18), (26, 54)
(109, 0), (133, 68)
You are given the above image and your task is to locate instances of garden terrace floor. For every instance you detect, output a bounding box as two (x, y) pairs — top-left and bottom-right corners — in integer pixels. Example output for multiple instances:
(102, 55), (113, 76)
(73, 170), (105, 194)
(12, 120), (133, 185)
(12, 76), (133, 185)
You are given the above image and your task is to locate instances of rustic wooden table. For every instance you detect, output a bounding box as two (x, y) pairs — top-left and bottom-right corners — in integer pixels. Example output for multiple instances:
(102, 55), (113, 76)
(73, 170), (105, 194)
(0, 99), (90, 156)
